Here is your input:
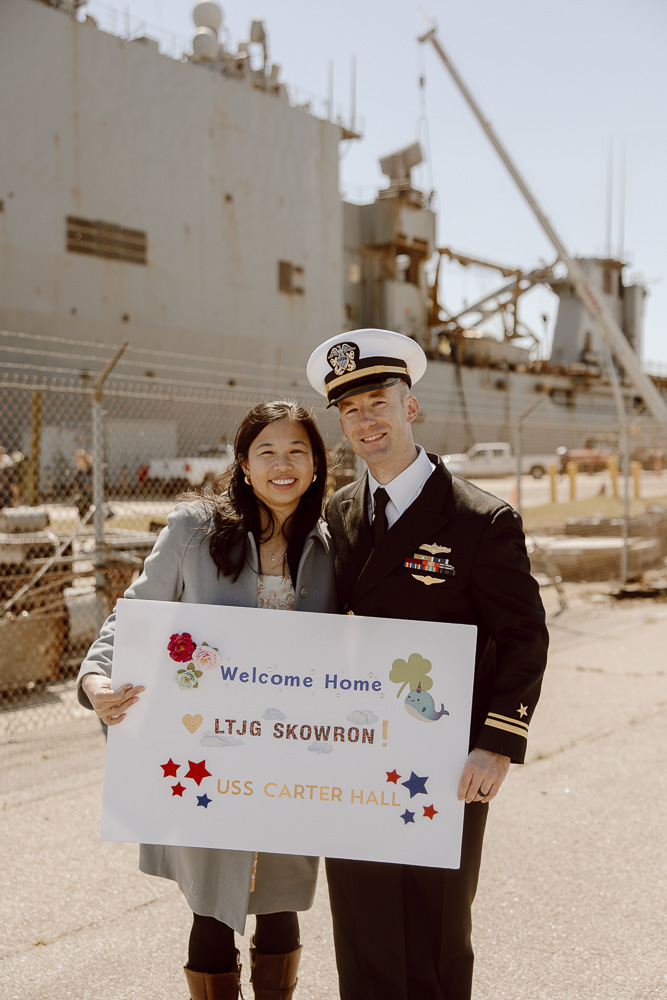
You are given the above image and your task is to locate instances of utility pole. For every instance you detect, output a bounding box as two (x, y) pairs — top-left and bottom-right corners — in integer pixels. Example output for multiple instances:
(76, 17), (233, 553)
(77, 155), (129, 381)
(91, 341), (128, 632)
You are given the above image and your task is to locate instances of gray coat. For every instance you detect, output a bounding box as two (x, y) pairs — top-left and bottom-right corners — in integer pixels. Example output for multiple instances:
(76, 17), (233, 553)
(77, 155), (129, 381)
(77, 501), (337, 932)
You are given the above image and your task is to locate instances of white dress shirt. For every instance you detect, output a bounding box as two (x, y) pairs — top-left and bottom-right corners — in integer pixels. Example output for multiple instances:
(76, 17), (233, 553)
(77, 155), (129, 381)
(367, 446), (436, 530)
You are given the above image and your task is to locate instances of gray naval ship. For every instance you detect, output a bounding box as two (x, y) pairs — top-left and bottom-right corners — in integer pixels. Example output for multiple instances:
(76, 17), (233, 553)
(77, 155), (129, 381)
(2, 0), (666, 467)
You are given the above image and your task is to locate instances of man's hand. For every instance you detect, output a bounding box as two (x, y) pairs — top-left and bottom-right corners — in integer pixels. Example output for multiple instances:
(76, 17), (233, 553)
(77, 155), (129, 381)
(457, 747), (511, 804)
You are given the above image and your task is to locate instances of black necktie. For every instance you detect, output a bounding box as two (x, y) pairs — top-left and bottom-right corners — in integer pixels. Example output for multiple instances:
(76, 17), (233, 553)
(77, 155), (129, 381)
(372, 487), (390, 546)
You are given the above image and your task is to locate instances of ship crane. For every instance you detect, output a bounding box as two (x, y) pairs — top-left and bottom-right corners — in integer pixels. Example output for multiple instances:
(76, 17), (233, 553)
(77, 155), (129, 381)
(434, 246), (553, 346)
(418, 26), (667, 425)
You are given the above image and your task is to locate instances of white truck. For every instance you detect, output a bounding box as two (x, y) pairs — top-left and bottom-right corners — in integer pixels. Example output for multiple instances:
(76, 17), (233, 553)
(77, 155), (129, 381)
(441, 441), (556, 480)
(137, 443), (234, 492)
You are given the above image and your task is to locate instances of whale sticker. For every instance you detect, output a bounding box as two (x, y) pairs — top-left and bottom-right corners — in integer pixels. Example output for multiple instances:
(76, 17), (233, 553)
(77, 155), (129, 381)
(404, 683), (449, 722)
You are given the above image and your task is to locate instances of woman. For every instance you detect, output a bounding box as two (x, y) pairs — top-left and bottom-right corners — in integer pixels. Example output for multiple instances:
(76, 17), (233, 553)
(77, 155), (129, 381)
(77, 400), (336, 1000)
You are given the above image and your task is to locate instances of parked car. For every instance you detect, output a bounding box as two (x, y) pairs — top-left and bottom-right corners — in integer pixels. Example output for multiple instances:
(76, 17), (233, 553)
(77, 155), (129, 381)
(137, 443), (234, 492)
(442, 441), (555, 480)
(625, 446), (667, 472)
(556, 438), (615, 474)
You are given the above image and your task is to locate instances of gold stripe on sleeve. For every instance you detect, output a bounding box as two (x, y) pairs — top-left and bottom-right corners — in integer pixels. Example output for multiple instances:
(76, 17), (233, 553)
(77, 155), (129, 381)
(487, 712), (529, 732)
(484, 719), (528, 739)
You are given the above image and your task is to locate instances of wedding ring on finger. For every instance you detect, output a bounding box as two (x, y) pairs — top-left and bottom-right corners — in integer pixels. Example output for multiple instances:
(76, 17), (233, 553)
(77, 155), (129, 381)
(477, 788), (487, 798)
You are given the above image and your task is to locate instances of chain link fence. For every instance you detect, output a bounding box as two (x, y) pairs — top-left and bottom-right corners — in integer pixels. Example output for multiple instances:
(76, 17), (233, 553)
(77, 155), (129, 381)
(3, 330), (667, 762)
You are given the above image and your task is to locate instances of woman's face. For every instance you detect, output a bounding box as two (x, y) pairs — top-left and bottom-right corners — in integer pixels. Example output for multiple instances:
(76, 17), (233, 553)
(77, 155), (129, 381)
(243, 418), (316, 518)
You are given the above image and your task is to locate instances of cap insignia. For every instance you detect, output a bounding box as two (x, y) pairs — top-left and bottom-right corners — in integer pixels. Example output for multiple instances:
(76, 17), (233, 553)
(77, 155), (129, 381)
(327, 342), (359, 377)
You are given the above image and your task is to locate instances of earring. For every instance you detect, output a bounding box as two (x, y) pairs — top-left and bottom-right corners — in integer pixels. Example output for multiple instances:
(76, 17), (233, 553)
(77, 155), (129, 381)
(312, 473), (318, 483)
(244, 474), (252, 485)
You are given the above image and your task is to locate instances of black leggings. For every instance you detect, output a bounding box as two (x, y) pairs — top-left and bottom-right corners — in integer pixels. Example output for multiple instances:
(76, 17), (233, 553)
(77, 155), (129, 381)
(188, 911), (300, 974)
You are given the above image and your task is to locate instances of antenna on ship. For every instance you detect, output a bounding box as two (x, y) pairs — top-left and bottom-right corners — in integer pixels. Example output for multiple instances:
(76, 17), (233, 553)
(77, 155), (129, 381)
(250, 17), (268, 75)
(192, 1), (222, 63)
(350, 55), (357, 135)
(417, 41), (435, 199)
(328, 60), (334, 121)
(618, 142), (626, 262)
(605, 138), (626, 262)
(605, 138), (613, 259)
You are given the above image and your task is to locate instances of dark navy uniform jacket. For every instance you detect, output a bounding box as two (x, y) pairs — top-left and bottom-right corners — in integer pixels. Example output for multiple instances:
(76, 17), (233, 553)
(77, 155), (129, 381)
(326, 455), (549, 764)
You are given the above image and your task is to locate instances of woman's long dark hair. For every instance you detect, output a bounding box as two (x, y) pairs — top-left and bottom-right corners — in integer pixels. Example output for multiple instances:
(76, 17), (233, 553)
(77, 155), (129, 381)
(188, 400), (327, 582)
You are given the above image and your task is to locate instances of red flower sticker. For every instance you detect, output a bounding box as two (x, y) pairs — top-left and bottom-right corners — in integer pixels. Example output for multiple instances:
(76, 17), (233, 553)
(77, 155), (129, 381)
(168, 632), (197, 663)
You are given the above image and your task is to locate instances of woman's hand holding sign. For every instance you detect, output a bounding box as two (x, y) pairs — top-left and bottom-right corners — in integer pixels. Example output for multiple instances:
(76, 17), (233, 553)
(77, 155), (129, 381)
(82, 673), (145, 726)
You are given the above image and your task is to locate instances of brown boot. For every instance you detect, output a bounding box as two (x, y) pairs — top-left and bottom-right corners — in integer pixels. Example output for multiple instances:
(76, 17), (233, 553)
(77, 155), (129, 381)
(184, 952), (243, 999)
(249, 941), (302, 999)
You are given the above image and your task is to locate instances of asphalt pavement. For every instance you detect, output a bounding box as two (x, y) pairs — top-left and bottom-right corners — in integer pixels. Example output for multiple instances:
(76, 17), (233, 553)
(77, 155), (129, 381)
(2, 586), (667, 1000)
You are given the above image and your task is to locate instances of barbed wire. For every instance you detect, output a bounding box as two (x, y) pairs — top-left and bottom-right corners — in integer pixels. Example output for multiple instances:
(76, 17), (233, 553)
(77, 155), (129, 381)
(1, 329), (312, 378)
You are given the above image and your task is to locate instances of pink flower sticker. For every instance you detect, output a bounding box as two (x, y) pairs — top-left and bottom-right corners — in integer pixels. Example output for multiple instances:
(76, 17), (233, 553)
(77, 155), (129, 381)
(192, 645), (221, 671)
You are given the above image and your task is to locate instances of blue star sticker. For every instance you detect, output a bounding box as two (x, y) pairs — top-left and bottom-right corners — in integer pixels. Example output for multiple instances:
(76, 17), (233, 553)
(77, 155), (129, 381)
(400, 809), (415, 825)
(197, 793), (212, 809)
(401, 771), (429, 798)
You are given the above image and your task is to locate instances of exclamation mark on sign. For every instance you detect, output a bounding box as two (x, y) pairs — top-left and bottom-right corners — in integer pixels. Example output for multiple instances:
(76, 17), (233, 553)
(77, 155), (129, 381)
(382, 720), (388, 747)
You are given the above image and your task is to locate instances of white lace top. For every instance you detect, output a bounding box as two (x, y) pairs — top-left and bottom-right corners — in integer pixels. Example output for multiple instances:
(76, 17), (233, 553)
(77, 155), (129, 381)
(257, 574), (295, 611)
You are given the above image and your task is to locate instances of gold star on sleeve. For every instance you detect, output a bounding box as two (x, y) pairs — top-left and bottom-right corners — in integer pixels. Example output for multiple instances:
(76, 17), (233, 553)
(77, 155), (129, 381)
(517, 703), (528, 718)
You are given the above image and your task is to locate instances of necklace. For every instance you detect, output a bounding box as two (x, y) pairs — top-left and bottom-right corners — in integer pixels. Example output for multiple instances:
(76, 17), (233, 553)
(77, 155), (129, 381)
(260, 533), (287, 574)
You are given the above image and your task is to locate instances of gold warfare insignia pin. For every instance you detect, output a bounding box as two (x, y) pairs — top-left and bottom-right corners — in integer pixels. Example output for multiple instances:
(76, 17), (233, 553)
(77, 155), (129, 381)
(419, 542), (452, 555)
(411, 574), (445, 586)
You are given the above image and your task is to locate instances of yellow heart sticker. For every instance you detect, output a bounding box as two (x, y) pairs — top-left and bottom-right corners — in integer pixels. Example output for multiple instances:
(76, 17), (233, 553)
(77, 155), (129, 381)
(182, 714), (203, 734)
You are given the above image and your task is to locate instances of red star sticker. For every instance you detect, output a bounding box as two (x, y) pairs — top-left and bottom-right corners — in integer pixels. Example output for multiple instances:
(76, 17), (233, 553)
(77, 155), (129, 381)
(423, 804), (438, 820)
(386, 769), (401, 784)
(171, 782), (186, 797)
(161, 758), (180, 778)
(185, 759), (212, 786)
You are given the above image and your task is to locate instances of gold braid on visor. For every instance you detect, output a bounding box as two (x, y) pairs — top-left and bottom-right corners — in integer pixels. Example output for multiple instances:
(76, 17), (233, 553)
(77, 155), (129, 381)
(326, 363), (410, 395)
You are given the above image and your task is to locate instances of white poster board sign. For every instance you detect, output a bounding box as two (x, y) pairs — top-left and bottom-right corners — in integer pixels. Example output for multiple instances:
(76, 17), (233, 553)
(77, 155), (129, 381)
(103, 599), (476, 869)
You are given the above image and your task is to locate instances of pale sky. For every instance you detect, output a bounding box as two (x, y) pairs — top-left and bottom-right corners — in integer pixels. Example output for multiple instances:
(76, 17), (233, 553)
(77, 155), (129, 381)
(89, 0), (667, 367)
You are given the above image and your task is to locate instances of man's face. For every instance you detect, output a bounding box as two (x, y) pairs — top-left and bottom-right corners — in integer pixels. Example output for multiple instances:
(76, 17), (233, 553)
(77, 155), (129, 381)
(337, 383), (419, 467)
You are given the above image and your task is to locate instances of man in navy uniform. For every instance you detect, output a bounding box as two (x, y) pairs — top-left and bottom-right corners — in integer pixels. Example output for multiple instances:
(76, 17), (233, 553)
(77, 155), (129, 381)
(306, 329), (548, 1000)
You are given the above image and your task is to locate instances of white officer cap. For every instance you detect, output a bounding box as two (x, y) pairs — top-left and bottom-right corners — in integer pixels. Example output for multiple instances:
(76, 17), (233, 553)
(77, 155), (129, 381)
(306, 328), (427, 407)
